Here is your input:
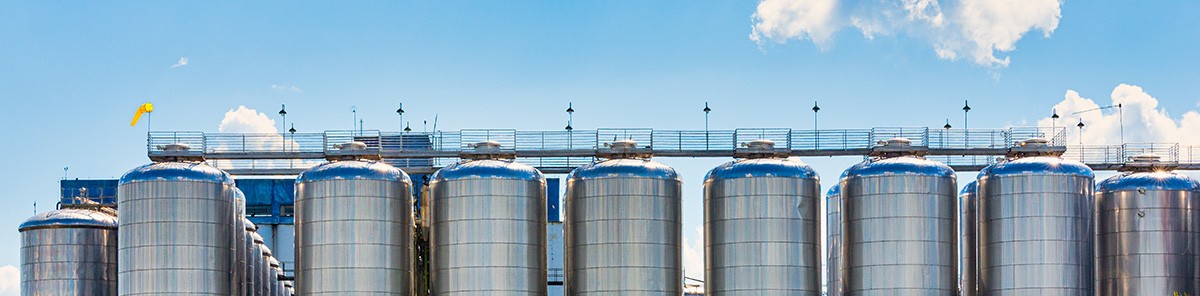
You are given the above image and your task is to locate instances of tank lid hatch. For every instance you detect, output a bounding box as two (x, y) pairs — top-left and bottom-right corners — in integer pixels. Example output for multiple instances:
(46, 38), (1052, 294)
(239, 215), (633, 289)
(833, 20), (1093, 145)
(461, 140), (516, 160)
(734, 139), (789, 159)
(868, 137), (928, 157)
(325, 141), (381, 161)
(597, 139), (652, 159)
(1006, 138), (1067, 158)
(149, 143), (206, 162)
(1119, 154), (1178, 172)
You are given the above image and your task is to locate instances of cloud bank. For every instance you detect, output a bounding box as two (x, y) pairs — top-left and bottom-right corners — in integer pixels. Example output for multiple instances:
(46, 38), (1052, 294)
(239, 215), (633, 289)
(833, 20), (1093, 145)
(1036, 84), (1200, 145)
(0, 265), (17, 296)
(681, 226), (705, 285)
(219, 106), (279, 133)
(750, 0), (1062, 67)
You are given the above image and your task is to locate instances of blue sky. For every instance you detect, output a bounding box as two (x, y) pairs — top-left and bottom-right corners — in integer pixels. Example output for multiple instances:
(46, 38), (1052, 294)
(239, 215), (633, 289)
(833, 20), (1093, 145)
(1, 1), (1198, 293)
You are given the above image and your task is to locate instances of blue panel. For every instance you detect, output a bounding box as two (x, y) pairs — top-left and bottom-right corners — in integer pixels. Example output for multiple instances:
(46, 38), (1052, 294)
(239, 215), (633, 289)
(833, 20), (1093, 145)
(236, 178), (295, 206)
(59, 179), (119, 205)
(547, 178), (561, 222)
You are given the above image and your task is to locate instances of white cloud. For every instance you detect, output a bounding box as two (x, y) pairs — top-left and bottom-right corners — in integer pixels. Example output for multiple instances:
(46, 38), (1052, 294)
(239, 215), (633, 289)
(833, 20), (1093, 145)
(171, 57), (189, 68)
(219, 106), (279, 133)
(681, 225), (705, 285)
(750, 0), (1061, 68)
(1036, 84), (1200, 145)
(0, 265), (17, 296)
(271, 84), (303, 93)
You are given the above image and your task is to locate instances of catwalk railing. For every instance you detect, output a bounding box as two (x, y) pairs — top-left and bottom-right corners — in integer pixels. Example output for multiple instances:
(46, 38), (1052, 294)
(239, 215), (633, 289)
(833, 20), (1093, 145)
(148, 127), (1200, 174)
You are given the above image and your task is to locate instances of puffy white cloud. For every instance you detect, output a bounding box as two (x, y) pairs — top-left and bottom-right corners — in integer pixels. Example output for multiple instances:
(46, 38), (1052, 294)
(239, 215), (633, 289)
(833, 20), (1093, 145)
(171, 57), (189, 68)
(750, 0), (1061, 68)
(219, 106), (279, 133)
(681, 225), (705, 285)
(1036, 84), (1200, 145)
(0, 265), (17, 296)
(750, 0), (840, 47)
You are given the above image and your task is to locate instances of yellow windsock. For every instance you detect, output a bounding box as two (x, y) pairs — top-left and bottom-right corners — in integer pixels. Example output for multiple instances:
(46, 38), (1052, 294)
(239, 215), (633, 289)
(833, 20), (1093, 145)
(130, 102), (154, 126)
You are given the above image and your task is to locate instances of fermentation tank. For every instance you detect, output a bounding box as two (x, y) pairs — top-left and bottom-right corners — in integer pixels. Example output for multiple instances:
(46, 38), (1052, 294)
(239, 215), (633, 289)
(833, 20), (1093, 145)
(429, 141), (547, 295)
(840, 138), (957, 295)
(118, 143), (237, 295)
(958, 181), (977, 296)
(566, 140), (682, 296)
(295, 141), (414, 295)
(245, 218), (262, 296)
(233, 189), (247, 296)
(826, 184), (843, 296)
(19, 205), (118, 296)
(704, 139), (820, 295)
(977, 138), (1094, 295)
(1096, 154), (1200, 295)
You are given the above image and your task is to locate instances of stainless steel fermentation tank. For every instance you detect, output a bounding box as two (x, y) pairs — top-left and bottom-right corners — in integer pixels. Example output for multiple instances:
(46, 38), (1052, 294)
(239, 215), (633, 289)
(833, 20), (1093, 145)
(244, 218), (263, 296)
(840, 138), (957, 295)
(977, 138), (1094, 295)
(117, 143), (237, 295)
(704, 139), (821, 295)
(1096, 154), (1200, 295)
(565, 140), (682, 296)
(295, 141), (414, 295)
(826, 184), (843, 296)
(20, 205), (118, 296)
(429, 140), (548, 296)
(958, 181), (977, 296)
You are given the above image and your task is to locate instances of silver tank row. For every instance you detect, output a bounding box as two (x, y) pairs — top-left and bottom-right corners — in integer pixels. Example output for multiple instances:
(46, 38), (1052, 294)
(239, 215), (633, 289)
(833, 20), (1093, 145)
(22, 138), (1200, 296)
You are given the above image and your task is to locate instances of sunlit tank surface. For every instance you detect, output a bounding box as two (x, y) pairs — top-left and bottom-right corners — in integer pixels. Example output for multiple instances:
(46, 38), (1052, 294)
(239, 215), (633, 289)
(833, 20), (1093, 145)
(260, 244), (274, 296)
(1095, 155), (1200, 295)
(20, 207), (118, 296)
(117, 146), (236, 296)
(232, 190), (247, 296)
(295, 141), (414, 295)
(958, 181), (978, 296)
(826, 185), (843, 296)
(429, 141), (547, 295)
(840, 138), (957, 295)
(268, 257), (282, 296)
(977, 139), (1094, 295)
(566, 140), (682, 296)
(244, 218), (261, 296)
(703, 139), (821, 295)
(255, 236), (270, 296)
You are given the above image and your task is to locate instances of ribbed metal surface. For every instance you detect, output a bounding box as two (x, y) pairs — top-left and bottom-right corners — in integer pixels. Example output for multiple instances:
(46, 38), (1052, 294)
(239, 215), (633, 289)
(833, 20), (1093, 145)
(244, 219), (262, 296)
(19, 208), (118, 296)
(704, 157), (821, 295)
(232, 190), (247, 296)
(566, 158), (682, 295)
(118, 161), (236, 295)
(295, 159), (414, 295)
(1096, 170), (1200, 294)
(840, 156), (958, 295)
(429, 158), (547, 295)
(977, 156), (1094, 295)
(826, 185), (843, 296)
(958, 181), (977, 296)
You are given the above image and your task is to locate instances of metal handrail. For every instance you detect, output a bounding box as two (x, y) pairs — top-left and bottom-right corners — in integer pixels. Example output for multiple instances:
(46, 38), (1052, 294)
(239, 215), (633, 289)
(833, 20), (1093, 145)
(149, 127), (1200, 172)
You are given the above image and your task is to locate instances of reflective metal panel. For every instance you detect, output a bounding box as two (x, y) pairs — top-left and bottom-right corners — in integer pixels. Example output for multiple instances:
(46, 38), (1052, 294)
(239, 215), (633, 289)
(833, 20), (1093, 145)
(245, 219), (261, 296)
(20, 208), (118, 296)
(704, 157), (821, 295)
(840, 156), (957, 295)
(429, 159), (547, 295)
(958, 181), (977, 296)
(977, 156), (1094, 295)
(1096, 170), (1200, 295)
(827, 185), (843, 296)
(118, 161), (236, 296)
(566, 158), (682, 296)
(295, 160), (413, 295)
